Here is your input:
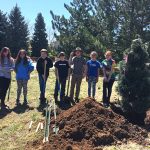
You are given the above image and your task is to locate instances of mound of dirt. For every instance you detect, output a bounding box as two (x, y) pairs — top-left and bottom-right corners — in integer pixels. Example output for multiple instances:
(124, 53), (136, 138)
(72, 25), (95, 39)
(26, 98), (148, 150)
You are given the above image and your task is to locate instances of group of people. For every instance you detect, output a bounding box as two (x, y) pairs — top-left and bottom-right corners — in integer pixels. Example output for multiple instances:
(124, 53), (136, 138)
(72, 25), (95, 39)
(0, 46), (116, 110)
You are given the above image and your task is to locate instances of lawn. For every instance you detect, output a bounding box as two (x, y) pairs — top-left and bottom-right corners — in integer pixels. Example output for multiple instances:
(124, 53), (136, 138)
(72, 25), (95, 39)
(0, 70), (149, 150)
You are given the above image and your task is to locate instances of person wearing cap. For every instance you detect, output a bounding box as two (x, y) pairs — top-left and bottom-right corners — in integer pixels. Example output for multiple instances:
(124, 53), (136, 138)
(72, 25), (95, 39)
(69, 47), (86, 103)
(54, 52), (70, 105)
(36, 49), (53, 106)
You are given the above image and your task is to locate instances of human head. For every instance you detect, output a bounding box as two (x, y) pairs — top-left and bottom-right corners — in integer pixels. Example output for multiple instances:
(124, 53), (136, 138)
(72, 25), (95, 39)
(75, 47), (82, 57)
(105, 51), (112, 60)
(40, 49), (48, 59)
(58, 52), (65, 60)
(0, 47), (11, 64)
(90, 51), (97, 60)
(18, 49), (27, 59)
(16, 49), (28, 66)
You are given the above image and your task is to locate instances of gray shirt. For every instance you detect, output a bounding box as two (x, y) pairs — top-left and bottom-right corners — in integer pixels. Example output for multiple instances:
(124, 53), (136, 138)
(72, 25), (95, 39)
(0, 57), (14, 79)
(70, 56), (86, 75)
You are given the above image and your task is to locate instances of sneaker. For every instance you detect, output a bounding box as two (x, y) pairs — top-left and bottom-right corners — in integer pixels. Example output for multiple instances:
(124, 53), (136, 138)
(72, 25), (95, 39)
(103, 103), (109, 108)
(70, 98), (76, 105)
(75, 98), (79, 103)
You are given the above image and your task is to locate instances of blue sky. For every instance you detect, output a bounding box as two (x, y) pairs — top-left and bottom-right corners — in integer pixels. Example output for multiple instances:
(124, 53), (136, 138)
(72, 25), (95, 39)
(0, 0), (71, 33)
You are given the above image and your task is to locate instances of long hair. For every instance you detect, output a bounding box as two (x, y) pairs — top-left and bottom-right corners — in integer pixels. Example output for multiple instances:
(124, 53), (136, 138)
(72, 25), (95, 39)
(15, 49), (29, 67)
(0, 47), (12, 65)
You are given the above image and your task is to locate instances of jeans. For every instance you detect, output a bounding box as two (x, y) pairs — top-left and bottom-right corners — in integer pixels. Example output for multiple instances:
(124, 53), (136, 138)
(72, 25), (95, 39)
(54, 78), (66, 100)
(88, 76), (97, 98)
(38, 74), (47, 99)
(0, 77), (11, 105)
(70, 74), (82, 99)
(103, 78), (115, 105)
(17, 80), (28, 100)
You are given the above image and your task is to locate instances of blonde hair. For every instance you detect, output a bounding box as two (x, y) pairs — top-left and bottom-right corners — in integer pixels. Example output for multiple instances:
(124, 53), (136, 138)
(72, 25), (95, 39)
(105, 51), (112, 56)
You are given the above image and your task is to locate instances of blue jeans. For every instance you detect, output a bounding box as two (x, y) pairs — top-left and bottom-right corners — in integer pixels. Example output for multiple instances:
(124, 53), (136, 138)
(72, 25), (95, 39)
(54, 78), (66, 100)
(38, 74), (47, 99)
(88, 76), (97, 98)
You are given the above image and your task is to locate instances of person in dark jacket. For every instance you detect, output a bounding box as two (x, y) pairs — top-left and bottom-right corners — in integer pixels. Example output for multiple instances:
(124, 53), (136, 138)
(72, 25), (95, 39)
(36, 49), (53, 106)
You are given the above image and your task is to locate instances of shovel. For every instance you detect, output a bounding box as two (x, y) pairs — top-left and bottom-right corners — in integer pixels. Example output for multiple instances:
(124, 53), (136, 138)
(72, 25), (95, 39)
(43, 100), (52, 143)
(52, 100), (59, 134)
(64, 68), (71, 104)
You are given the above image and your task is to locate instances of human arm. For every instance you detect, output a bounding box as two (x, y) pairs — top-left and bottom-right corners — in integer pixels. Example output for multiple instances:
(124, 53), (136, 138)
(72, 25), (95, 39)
(47, 58), (53, 68)
(36, 58), (43, 74)
(69, 52), (74, 65)
(85, 63), (88, 82)
(55, 68), (59, 80)
(28, 60), (34, 74)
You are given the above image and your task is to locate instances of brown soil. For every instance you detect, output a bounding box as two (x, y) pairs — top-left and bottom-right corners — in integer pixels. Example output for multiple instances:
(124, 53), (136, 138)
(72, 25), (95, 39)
(26, 98), (148, 150)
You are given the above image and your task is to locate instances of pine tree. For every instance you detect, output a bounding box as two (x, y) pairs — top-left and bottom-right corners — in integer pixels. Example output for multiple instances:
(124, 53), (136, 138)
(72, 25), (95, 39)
(0, 10), (9, 50)
(31, 13), (48, 57)
(118, 36), (150, 114)
(8, 5), (29, 57)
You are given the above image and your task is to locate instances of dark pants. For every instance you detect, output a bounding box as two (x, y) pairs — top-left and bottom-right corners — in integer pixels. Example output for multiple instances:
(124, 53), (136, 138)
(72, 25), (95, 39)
(0, 77), (11, 106)
(103, 79), (115, 105)
(54, 78), (66, 100)
(38, 74), (47, 100)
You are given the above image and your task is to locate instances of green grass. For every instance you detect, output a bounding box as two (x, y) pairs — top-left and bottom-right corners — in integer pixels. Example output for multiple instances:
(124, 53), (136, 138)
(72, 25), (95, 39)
(0, 70), (149, 150)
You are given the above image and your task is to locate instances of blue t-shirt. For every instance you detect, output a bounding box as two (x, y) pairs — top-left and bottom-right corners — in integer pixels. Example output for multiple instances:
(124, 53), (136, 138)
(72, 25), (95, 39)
(86, 60), (101, 77)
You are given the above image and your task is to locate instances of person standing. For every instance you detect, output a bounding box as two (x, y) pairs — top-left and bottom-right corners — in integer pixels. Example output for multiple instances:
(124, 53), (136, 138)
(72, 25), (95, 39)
(0, 47), (14, 109)
(54, 52), (70, 105)
(15, 50), (34, 106)
(102, 51), (116, 108)
(36, 49), (53, 106)
(86, 51), (101, 99)
(69, 47), (86, 103)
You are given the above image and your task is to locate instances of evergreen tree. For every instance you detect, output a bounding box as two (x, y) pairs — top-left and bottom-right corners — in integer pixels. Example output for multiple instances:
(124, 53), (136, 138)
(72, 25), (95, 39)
(0, 10), (9, 50)
(50, 0), (150, 61)
(8, 5), (29, 57)
(118, 36), (150, 114)
(31, 13), (48, 57)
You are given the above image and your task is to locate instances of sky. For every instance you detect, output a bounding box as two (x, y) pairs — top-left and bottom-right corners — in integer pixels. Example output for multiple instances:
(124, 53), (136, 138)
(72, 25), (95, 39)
(0, 0), (71, 34)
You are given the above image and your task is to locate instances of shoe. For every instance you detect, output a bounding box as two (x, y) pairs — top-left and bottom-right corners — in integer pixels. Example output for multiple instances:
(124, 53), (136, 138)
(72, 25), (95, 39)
(70, 98), (75, 105)
(75, 98), (79, 103)
(1, 103), (9, 110)
(103, 103), (110, 108)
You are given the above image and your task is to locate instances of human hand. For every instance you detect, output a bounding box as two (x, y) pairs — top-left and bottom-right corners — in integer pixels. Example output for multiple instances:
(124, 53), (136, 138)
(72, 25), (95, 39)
(104, 77), (108, 82)
(96, 77), (99, 83)
(42, 75), (46, 81)
(86, 76), (88, 82)
(44, 60), (47, 65)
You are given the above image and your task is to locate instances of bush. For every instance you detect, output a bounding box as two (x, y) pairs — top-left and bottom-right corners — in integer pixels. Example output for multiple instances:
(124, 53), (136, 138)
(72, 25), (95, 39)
(118, 37), (150, 114)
